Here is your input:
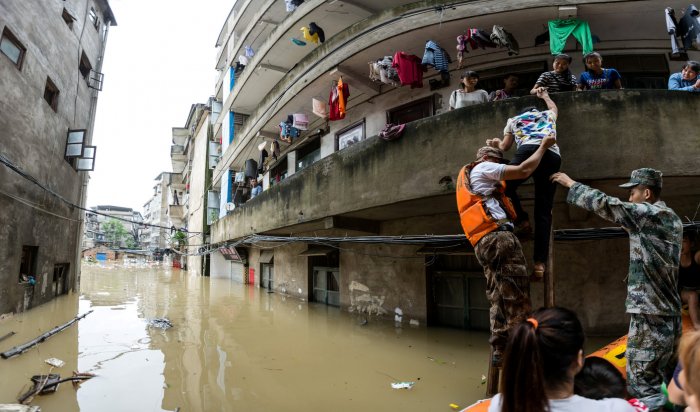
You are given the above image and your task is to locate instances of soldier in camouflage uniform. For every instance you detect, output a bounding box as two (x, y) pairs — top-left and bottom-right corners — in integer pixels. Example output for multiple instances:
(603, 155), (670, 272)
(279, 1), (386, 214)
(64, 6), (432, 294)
(551, 168), (683, 411)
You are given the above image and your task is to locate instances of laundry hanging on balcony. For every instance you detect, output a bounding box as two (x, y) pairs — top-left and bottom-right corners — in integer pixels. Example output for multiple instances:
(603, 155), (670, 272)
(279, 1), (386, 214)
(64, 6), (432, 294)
(312, 97), (328, 118)
(665, 7), (682, 56)
(279, 120), (300, 143)
(456, 29), (498, 68)
(244, 45), (255, 58)
(301, 26), (320, 44)
(548, 19), (594, 55)
(309, 22), (325, 43)
(329, 77), (349, 121)
(392, 52), (423, 88)
(676, 4), (700, 51)
(369, 56), (399, 86)
(291, 38), (307, 46)
(292, 113), (309, 130)
(490, 25), (520, 55)
(421, 40), (451, 73)
(285, 0), (304, 12)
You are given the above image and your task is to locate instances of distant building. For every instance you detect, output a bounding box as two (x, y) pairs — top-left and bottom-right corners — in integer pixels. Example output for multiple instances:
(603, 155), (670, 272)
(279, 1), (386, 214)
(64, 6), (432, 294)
(141, 173), (170, 251)
(82, 205), (143, 249)
(0, 0), (115, 314)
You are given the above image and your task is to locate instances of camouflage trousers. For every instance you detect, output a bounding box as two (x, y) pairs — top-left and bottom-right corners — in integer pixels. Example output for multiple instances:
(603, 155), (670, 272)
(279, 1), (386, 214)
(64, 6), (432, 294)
(474, 230), (531, 350)
(626, 313), (681, 410)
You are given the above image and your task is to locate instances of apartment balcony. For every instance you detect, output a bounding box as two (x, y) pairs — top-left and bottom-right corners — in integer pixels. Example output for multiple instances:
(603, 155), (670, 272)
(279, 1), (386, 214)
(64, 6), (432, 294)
(212, 90), (700, 243)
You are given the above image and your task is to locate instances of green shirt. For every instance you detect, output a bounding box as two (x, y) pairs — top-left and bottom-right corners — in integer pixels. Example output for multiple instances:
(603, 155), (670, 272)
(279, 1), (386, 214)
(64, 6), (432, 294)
(567, 183), (682, 315)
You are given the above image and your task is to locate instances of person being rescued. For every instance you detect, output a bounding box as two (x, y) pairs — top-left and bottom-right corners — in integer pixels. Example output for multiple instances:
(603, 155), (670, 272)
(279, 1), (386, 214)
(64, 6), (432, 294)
(485, 88), (561, 279)
(456, 133), (556, 366)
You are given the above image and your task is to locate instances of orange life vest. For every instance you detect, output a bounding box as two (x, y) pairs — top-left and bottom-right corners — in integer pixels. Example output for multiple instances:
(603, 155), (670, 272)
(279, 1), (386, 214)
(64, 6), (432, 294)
(456, 161), (517, 247)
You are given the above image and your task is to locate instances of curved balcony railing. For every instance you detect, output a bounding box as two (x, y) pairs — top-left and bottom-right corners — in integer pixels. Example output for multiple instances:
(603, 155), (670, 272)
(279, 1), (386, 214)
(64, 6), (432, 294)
(212, 90), (700, 242)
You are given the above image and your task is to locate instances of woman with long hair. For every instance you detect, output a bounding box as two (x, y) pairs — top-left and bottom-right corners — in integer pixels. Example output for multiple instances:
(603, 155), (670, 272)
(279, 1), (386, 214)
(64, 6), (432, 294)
(449, 70), (489, 110)
(488, 307), (635, 412)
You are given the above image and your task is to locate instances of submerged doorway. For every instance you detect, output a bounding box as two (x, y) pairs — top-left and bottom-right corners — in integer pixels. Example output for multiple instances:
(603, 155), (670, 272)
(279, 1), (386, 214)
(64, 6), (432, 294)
(306, 250), (340, 307)
(426, 254), (489, 330)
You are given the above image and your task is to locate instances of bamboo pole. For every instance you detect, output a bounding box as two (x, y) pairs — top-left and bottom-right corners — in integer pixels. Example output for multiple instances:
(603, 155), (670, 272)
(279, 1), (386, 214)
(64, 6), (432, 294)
(0, 331), (15, 343)
(544, 228), (555, 307)
(1, 310), (93, 359)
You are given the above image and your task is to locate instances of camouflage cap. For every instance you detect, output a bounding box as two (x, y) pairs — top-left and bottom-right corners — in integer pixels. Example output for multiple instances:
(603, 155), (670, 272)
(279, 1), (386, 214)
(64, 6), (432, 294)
(476, 146), (506, 163)
(619, 168), (663, 189)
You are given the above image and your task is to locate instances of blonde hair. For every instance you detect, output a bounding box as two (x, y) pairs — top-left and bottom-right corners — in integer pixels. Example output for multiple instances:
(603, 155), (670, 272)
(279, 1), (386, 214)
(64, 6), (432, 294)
(680, 331), (700, 397)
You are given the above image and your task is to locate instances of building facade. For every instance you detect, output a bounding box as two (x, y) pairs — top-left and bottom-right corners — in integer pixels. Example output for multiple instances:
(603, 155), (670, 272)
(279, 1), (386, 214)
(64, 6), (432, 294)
(82, 205), (143, 250)
(0, 0), (115, 314)
(196, 0), (700, 333)
(141, 172), (171, 252)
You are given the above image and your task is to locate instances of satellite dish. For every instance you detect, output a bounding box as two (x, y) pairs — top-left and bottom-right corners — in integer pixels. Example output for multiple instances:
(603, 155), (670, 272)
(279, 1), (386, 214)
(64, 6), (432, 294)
(225, 202), (236, 211)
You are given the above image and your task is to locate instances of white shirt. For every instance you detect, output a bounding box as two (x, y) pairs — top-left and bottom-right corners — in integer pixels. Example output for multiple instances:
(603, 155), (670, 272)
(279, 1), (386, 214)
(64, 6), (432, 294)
(468, 162), (507, 221)
(488, 394), (636, 412)
(449, 89), (489, 109)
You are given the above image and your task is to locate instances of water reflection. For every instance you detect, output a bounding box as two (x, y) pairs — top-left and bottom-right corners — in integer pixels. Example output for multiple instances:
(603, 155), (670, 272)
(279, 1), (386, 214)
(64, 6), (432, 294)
(0, 264), (494, 411)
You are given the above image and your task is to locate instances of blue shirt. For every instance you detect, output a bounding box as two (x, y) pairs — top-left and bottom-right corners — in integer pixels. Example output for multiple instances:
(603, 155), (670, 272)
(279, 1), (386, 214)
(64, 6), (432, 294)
(668, 72), (700, 92)
(579, 68), (621, 90)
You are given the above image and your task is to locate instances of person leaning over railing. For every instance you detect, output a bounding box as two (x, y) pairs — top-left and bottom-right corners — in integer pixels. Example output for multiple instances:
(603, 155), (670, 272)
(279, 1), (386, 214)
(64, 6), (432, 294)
(579, 52), (622, 90)
(668, 60), (700, 92)
(531, 54), (580, 94)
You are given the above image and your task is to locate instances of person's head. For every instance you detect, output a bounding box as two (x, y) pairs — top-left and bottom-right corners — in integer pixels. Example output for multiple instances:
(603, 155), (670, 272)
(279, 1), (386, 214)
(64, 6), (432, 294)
(681, 61), (700, 81)
(619, 168), (663, 203)
(460, 70), (479, 89)
(475, 146), (506, 164)
(500, 307), (585, 412)
(250, 177), (258, 186)
(574, 357), (626, 399)
(583, 52), (603, 73)
(502, 73), (519, 91)
(553, 54), (573, 73)
(680, 330), (700, 412)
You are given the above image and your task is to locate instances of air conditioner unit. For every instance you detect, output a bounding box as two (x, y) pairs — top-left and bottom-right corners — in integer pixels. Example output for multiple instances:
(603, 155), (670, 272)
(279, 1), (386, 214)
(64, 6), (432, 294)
(558, 6), (577, 19)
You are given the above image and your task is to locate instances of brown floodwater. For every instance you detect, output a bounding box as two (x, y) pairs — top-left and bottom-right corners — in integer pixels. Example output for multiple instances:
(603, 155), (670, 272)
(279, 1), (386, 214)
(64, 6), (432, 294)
(0, 264), (497, 411)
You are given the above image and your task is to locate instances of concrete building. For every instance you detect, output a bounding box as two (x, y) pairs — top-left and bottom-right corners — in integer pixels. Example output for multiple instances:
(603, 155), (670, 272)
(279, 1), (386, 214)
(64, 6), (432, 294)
(142, 172), (171, 252)
(0, 0), (115, 314)
(82, 205), (143, 249)
(202, 1), (700, 333)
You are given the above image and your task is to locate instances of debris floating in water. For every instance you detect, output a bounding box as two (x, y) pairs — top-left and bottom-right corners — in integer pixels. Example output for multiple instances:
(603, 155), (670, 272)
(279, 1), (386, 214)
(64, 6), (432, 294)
(390, 381), (415, 390)
(148, 318), (173, 330)
(45, 358), (65, 368)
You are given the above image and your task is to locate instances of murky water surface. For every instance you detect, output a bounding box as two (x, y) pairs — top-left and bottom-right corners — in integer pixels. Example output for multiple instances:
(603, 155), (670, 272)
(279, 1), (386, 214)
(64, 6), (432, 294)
(0, 264), (495, 411)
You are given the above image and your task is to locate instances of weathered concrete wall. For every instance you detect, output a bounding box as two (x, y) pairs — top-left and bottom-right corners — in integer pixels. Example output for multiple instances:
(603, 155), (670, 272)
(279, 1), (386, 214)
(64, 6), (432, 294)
(213, 90), (700, 241)
(186, 112), (210, 277)
(0, 0), (112, 315)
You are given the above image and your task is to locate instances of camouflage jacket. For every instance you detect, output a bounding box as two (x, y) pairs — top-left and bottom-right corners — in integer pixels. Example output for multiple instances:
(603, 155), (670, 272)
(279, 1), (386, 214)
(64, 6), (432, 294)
(568, 183), (682, 316)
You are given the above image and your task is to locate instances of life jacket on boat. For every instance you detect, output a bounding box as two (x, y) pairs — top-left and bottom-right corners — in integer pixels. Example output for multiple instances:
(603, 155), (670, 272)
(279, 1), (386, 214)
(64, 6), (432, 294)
(456, 161), (517, 247)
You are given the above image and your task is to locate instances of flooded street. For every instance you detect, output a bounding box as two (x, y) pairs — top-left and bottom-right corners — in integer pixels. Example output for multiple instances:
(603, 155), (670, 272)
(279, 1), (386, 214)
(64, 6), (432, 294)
(0, 264), (493, 411)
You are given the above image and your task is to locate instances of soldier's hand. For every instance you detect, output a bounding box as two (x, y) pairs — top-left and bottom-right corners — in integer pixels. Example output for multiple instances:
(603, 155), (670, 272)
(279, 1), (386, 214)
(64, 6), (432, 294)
(541, 134), (556, 149)
(550, 172), (576, 188)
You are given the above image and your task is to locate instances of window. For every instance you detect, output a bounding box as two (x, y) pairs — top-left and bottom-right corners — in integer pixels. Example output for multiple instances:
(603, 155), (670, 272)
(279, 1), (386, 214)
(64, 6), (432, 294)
(76, 145), (96, 171)
(44, 77), (59, 112)
(19, 245), (38, 283)
(335, 120), (365, 151)
(62, 8), (75, 30)
(603, 54), (669, 89)
(387, 98), (433, 125)
(296, 137), (321, 171)
(65, 129), (86, 158)
(79, 51), (92, 79)
(88, 7), (100, 30)
(0, 28), (26, 69)
(269, 157), (288, 187)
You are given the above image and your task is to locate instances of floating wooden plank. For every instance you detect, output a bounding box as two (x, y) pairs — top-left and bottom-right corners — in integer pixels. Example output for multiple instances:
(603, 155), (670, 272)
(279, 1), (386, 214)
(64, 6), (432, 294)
(1, 311), (93, 359)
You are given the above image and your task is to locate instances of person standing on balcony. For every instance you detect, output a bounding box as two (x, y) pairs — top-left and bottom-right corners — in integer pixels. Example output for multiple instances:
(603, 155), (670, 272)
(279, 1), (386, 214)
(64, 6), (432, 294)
(531, 54), (579, 94)
(489, 73), (520, 101)
(250, 178), (262, 199)
(456, 134), (556, 366)
(551, 168), (683, 411)
(668, 61), (700, 92)
(173, 191), (179, 206)
(449, 71), (489, 110)
(579, 52), (622, 90)
(486, 88), (561, 279)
